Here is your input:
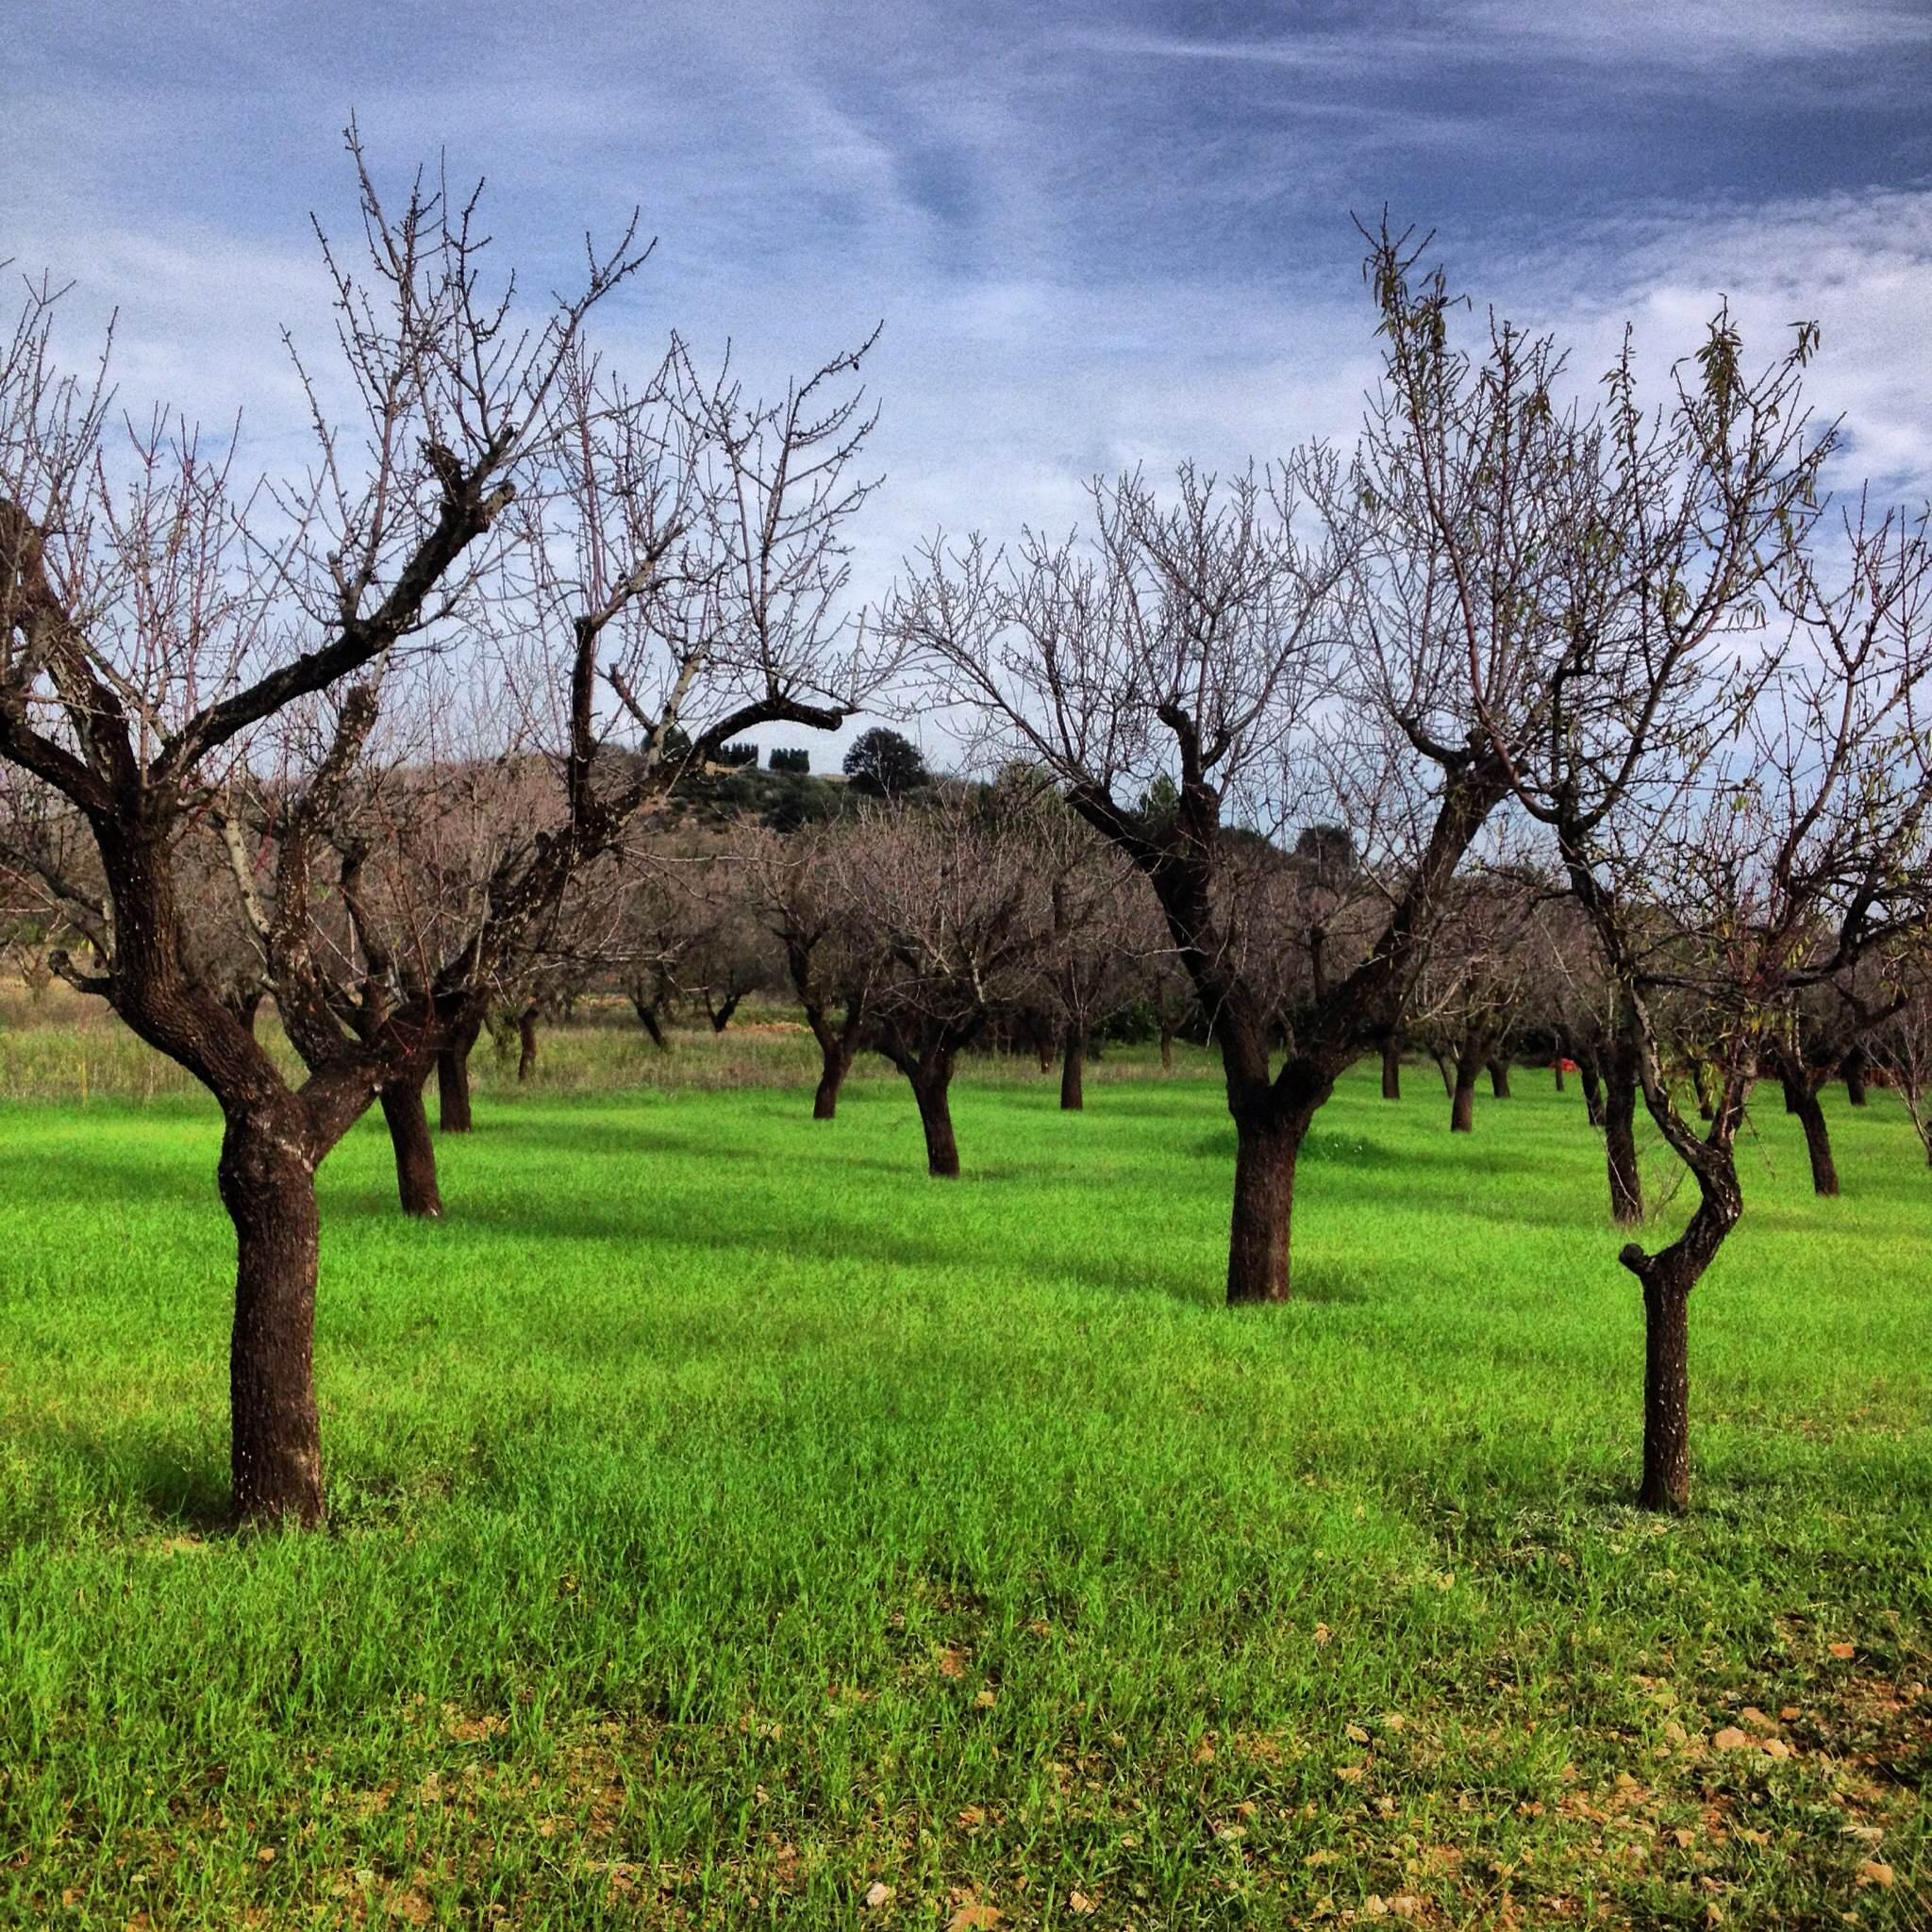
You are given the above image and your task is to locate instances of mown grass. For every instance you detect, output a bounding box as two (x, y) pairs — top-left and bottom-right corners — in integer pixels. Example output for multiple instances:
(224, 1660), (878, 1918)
(1, 1039), (1928, 1928)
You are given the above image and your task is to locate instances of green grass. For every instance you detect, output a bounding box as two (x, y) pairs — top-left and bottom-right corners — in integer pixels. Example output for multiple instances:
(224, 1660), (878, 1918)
(1, 1045), (1928, 1927)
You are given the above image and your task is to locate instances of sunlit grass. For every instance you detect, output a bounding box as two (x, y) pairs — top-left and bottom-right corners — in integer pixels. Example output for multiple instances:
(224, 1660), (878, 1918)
(1, 1046), (1927, 1926)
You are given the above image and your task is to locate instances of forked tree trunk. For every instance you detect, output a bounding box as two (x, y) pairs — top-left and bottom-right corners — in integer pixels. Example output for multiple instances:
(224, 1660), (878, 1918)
(1381, 1037), (1402, 1100)
(437, 1011), (483, 1134)
(911, 1064), (960, 1177)
(708, 994), (741, 1034)
(1621, 1146), (1741, 1516)
(1843, 1048), (1870, 1108)
(1787, 1080), (1840, 1196)
(218, 1110), (325, 1526)
(1228, 1112), (1299, 1304)
(1487, 1058), (1511, 1099)
(517, 1006), (539, 1083)
(1059, 1024), (1086, 1111)
(1606, 1035), (1643, 1225)
(1158, 1026), (1174, 1073)
(379, 1076), (443, 1219)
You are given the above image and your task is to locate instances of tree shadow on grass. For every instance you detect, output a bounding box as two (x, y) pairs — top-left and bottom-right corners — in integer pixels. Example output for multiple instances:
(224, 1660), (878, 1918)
(19, 1417), (234, 1536)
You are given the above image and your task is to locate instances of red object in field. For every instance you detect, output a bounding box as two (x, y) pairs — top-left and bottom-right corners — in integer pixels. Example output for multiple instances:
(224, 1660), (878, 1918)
(1557, 1058), (1579, 1073)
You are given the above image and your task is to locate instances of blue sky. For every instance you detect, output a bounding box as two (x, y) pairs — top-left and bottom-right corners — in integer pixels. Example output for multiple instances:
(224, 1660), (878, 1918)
(7, 0), (1930, 750)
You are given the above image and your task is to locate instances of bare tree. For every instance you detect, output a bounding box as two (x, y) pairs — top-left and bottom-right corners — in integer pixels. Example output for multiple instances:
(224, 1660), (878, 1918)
(829, 795), (1046, 1176)
(1446, 273), (1930, 1508)
(0, 144), (890, 1524)
(895, 240), (1581, 1302)
(1869, 945), (1932, 1165)
(738, 816), (879, 1118)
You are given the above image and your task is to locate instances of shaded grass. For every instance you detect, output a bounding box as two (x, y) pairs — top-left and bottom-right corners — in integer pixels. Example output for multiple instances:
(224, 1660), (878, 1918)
(1, 1058), (1928, 1927)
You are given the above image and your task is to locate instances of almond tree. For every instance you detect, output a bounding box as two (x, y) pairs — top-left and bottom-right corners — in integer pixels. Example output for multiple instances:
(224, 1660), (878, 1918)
(1455, 288), (1930, 1507)
(0, 146), (888, 1524)
(829, 795), (1046, 1176)
(737, 816), (879, 1118)
(894, 237), (1577, 1302)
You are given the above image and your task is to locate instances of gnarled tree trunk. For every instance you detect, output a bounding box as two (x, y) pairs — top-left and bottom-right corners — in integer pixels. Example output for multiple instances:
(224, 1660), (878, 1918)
(219, 1108), (325, 1526)
(379, 1076), (443, 1219)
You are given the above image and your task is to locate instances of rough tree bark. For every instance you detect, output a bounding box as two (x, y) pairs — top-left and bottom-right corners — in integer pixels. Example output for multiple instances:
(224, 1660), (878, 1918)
(1227, 1107), (1302, 1303)
(218, 1106), (326, 1525)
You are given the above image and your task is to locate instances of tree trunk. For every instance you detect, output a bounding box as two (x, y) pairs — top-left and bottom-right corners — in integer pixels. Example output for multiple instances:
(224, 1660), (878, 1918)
(1487, 1058), (1511, 1099)
(1552, 1057), (1566, 1092)
(517, 1006), (539, 1084)
(1637, 1265), (1691, 1514)
(1578, 1050), (1607, 1127)
(1843, 1048), (1870, 1108)
(708, 994), (741, 1034)
(1788, 1080), (1840, 1196)
(379, 1076), (443, 1220)
(1606, 1034), (1643, 1224)
(1451, 1040), (1483, 1132)
(912, 1065), (960, 1178)
(632, 999), (669, 1052)
(812, 1038), (854, 1121)
(218, 1110), (325, 1526)
(1227, 1113), (1298, 1304)
(1380, 1037), (1401, 1100)
(437, 1011), (482, 1135)
(1059, 1024), (1086, 1111)
(1158, 1026), (1174, 1073)
(1431, 1051), (1456, 1099)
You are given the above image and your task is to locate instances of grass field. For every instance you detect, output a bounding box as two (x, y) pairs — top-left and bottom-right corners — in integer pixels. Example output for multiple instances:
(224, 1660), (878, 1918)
(1, 1032), (1928, 1927)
